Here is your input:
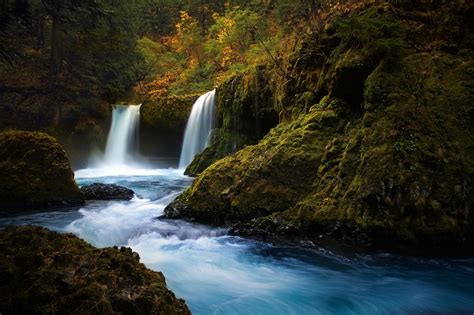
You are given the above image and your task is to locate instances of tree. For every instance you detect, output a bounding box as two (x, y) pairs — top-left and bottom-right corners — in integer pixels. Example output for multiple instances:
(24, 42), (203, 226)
(208, 7), (267, 68)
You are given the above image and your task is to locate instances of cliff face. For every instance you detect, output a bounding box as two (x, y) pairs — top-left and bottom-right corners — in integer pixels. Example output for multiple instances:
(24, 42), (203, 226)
(0, 131), (85, 210)
(184, 67), (279, 176)
(140, 94), (197, 159)
(0, 226), (190, 314)
(166, 1), (474, 254)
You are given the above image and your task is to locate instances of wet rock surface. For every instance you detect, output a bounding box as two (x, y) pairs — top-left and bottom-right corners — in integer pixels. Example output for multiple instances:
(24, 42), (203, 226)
(81, 183), (135, 200)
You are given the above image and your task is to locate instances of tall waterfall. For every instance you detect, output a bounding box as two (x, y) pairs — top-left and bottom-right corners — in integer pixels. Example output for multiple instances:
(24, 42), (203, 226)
(179, 90), (216, 169)
(104, 104), (141, 166)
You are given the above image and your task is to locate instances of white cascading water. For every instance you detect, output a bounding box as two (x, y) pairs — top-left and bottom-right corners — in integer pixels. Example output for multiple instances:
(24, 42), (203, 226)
(179, 89), (216, 168)
(103, 104), (141, 166)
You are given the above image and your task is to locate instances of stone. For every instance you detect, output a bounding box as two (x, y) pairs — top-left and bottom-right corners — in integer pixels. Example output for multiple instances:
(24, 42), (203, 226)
(80, 183), (135, 201)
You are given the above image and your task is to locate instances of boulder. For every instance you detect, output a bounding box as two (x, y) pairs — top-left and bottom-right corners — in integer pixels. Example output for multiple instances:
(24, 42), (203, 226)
(81, 183), (135, 200)
(0, 131), (84, 210)
(0, 226), (190, 314)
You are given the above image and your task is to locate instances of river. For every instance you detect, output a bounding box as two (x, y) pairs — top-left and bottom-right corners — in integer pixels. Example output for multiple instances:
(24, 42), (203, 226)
(1, 168), (473, 314)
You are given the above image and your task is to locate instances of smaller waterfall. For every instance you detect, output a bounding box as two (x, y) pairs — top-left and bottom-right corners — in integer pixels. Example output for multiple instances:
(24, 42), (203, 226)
(104, 104), (141, 166)
(179, 90), (216, 169)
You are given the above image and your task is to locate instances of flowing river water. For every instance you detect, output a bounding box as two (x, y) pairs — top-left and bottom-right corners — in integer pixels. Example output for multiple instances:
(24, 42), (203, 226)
(1, 167), (473, 314)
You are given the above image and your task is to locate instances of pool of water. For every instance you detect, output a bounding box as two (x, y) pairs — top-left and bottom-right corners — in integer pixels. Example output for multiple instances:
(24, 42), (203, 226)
(1, 168), (473, 315)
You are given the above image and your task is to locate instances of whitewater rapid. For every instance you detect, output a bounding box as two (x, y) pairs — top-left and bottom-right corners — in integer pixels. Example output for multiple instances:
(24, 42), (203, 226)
(1, 168), (473, 314)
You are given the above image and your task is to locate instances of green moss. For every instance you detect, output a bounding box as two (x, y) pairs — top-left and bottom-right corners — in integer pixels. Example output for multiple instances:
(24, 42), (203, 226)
(185, 66), (279, 176)
(269, 51), (473, 250)
(140, 93), (200, 132)
(0, 226), (190, 314)
(166, 97), (349, 224)
(0, 131), (84, 210)
(185, 128), (252, 176)
(166, 2), (474, 252)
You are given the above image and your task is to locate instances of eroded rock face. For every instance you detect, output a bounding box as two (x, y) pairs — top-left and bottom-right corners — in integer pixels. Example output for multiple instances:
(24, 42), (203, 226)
(0, 131), (84, 210)
(0, 226), (191, 315)
(184, 68), (279, 177)
(166, 2), (474, 254)
(81, 183), (135, 200)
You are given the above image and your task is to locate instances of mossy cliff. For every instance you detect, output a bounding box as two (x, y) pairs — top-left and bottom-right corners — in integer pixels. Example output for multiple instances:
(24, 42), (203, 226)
(0, 226), (190, 314)
(0, 131), (84, 210)
(141, 94), (199, 132)
(140, 94), (198, 159)
(166, 1), (474, 254)
(185, 67), (279, 176)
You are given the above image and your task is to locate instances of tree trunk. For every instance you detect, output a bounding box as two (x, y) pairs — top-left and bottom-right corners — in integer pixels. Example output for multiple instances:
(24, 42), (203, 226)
(37, 14), (45, 48)
(49, 15), (62, 81)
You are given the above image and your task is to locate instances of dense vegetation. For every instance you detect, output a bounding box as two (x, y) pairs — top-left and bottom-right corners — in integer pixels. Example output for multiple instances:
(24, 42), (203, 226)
(0, 0), (338, 163)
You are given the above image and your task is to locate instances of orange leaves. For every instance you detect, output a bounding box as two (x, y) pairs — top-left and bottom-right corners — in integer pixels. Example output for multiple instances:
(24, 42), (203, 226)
(220, 46), (237, 68)
(143, 72), (177, 99)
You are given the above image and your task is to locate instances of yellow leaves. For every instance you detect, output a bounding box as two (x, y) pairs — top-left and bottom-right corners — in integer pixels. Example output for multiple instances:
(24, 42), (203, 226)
(175, 11), (194, 33)
(326, 0), (378, 17)
(188, 57), (199, 69)
(172, 10), (202, 58)
(220, 46), (235, 68)
(180, 11), (192, 21)
(216, 16), (236, 44)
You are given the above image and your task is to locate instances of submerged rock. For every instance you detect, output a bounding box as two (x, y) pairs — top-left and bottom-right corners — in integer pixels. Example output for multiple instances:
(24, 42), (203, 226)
(0, 226), (190, 314)
(81, 183), (135, 200)
(0, 131), (84, 210)
(166, 2), (474, 254)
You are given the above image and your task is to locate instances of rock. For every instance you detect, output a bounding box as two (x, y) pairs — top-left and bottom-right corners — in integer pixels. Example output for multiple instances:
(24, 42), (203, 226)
(184, 68), (279, 177)
(165, 3), (474, 254)
(140, 94), (198, 159)
(0, 131), (84, 210)
(81, 183), (135, 200)
(0, 226), (190, 314)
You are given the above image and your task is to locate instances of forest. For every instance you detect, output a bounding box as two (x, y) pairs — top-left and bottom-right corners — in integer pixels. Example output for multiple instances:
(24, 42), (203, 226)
(0, 0), (340, 163)
(0, 0), (473, 314)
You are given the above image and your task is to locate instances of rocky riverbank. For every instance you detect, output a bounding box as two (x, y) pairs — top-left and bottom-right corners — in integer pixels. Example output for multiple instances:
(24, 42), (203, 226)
(165, 1), (474, 255)
(0, 226), (190, 314)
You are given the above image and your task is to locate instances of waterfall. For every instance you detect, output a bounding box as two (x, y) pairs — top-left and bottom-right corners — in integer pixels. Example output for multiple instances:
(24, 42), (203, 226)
(103, 104), (141, 166)
(179, 90), (216, 169)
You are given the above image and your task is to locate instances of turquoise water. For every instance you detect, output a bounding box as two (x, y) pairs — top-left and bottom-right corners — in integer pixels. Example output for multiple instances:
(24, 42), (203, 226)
(1, 168), (473, 314)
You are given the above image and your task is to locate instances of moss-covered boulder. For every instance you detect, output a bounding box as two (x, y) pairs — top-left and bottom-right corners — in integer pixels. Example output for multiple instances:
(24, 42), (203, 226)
(184, 128), (252, 176)
(168, 102), (344, 225)
(0, 226), (190, 314)
(0, 131), (84, 210)
(166, 1), (474, 254)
